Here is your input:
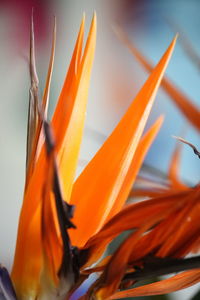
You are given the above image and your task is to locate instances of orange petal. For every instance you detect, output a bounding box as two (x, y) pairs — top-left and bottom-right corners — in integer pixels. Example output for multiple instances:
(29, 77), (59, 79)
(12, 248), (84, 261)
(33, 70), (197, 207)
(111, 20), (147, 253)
(114, 26), (200, 131)
(129, 188), (168, 198)
(11, 171), (45, 298)
(167, 18), (200, 71)
(168, 141), (188, 189)
(109, 269), (200, 299)
(40, 153), (62, 287)
(157, 188), (200, 257)
(129, 174), (170, 198)
(105, 115), (164, 221)
(11, 16), (96, 298)
(88, 190), (188, 245)
(95, 209), (174, 299)
(52, 14), (96, 203)
(12, 141), (61, 298)
(70, 36), (176, 248)
(128, 189), (199, 262)
(81, 189), (188, 268)
(52, 14), (85, 139)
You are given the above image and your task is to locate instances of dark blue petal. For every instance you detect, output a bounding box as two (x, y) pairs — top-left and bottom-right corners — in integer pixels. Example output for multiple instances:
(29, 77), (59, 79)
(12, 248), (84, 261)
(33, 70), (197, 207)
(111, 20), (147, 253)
(0, 266), (17, 300)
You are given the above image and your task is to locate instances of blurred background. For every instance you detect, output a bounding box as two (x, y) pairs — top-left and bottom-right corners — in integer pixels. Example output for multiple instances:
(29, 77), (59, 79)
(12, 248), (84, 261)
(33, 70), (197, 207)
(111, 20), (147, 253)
(0, 0), (199, 299)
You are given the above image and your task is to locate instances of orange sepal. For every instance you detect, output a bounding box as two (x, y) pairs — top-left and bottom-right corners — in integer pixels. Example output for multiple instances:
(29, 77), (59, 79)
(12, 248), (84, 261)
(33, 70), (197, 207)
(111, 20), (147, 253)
(109, 269), (200, 299)
(85, 189), (188, 248)
(129, 174), (170, 199)
(129, 188), (168, 198)
(157, 187), (200, 257)
(79, 116), (164, 268)
(105, 115), (164, 221)
(94, 196), (186, 299)
(70, 36), (176, 248)
(81, 189), (189, 268)
(11, 158), (47, 298)
(127, 188), (200, 262)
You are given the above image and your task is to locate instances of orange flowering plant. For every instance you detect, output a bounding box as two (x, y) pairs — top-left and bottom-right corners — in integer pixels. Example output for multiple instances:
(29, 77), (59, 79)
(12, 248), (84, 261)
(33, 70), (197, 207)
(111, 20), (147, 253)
(1, 14), (200, 300)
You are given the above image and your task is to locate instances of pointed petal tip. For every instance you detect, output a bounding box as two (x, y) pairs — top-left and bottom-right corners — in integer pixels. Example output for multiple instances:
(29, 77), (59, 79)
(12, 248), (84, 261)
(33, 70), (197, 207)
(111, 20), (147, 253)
(164, 35), (177, 63)
(166, 35), (177, 59)
(150, 115), (164, 133)
(92, 11), (97, 28)
(157, 114), (165, 124)
(77, 13), (85, 35)
(82, 12), (86, 24)
(93, 11), (97, 19)
(168, 34), (178, 49)
(175, 32), (179, 40)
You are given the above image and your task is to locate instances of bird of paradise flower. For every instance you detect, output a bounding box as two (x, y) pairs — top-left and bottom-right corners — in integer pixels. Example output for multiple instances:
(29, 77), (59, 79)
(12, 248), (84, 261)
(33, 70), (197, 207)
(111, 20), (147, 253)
(1, 13), (200, 300)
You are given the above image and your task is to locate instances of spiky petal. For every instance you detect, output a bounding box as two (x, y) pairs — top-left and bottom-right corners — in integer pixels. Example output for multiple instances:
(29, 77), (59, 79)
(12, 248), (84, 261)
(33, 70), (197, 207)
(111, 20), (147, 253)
(69, 36), (176, 248)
